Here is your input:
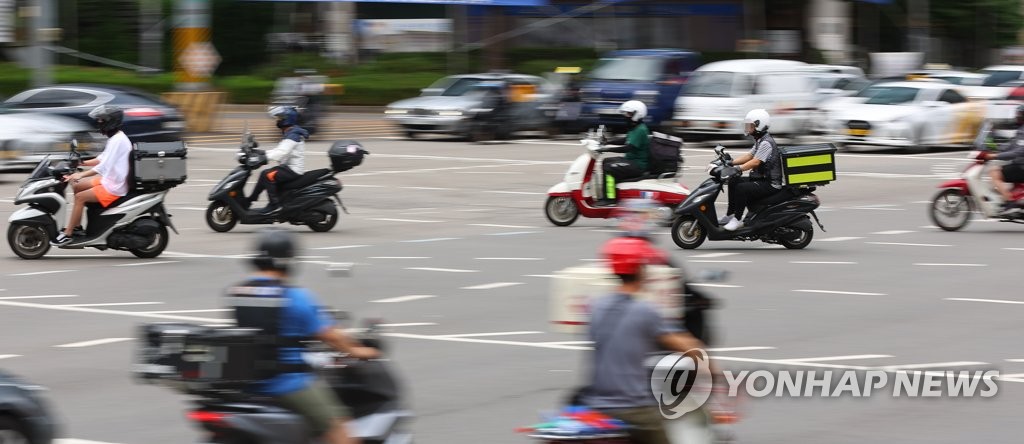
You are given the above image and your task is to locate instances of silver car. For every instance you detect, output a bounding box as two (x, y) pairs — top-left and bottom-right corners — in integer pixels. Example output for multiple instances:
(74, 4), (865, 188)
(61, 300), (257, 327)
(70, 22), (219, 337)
(0, 112), (102, 173)
(384, 73), (559, 139)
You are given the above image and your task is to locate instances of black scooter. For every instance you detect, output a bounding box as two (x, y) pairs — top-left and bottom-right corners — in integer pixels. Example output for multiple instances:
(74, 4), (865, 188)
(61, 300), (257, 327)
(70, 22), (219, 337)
(670, 146), (826, 250)
(205, 131), (358, 233)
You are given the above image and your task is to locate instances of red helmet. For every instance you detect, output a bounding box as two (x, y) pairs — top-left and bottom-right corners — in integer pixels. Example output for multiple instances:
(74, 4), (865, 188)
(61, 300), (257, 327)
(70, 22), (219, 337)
(601, 237), (667, 275)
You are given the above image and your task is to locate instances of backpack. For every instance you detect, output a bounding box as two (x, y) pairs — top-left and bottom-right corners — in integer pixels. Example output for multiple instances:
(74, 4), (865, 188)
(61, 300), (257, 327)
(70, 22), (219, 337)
(648, 132), (684, 175)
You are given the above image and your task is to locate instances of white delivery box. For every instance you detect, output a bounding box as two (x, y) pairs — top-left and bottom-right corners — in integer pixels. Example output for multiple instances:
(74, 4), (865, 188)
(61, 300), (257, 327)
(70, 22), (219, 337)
(549, 264), (684, 334)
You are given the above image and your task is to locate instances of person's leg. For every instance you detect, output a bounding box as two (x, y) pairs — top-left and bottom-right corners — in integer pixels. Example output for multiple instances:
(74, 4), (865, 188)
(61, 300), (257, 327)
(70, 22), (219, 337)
(991, 167), (1013, 202)
(601, 407), (671, 444)
(602, 159), (644, 201)
(600, 157), (625, 201)
(725, 177), (749, 220)
(249, 168), (275, 205)
(276, 380), (358, 444)
(55, 188), (98, 244)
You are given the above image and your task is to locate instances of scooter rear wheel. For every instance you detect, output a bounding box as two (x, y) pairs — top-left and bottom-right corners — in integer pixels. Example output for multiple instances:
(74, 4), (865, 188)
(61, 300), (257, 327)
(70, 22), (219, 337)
(779, 224), (814, 250)
(130, 223), (169, 258)
(7, 223), (50, 260)
(929, 188), (972, 232)
(545, 196), (579, 226)
(206, 201), (238, 233)
(671, 216), (707, 249)
(308, 203), (339, 232)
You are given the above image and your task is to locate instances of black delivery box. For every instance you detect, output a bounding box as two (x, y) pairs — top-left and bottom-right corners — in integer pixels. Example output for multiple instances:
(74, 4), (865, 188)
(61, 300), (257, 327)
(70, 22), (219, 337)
(779, 143), (837, 186)
(132, 141), (187, 192)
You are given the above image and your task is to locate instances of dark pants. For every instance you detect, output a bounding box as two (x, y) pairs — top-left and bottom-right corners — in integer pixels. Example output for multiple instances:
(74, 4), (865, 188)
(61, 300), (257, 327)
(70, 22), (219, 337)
(250, 165), (300, 205)
(1003, 163), (1024, 183)
(602, 157), (645, 199)
(599, 407), (671, 444)
(726, 178), (779, 220)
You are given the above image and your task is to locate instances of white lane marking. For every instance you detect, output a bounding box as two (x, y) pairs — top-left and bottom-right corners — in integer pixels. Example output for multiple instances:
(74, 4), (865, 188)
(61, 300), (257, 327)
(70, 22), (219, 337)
(401, 237), (461, 243)
(688, 260), (751, 263)
(55, 440), (124, 444)
(1005, 359), (1024, 363)
(688, 283), (743, 288)
(946, 297), (1024, 305)
(469, 223), (538, 229)
(912, 200), (934, 204)
(914, 263), (987, 267)
(461, 282), (524, 290)
(369, 256), (430, 259)
(920, 225), (940, 229)
(524, 274), (560, 278)
(55, 337), (133, 348)
(794, 289), (887, 296)
(0, 355), (19, 360)
(474, 257), (544, 261)
(58, 302), (164, 307)
(371, 295), (437, 303)
(1003, 248), (1024, 251)
(311, 245), (370, 250)
(378, 323), (438, 328)
(114, 260), (180, 267)
(342, 184), (386, 188)
(0, 294), (77, 300)
(405, 267), (478, 273)
(368, 218), (442, 223)
(457, 208), (494, 212)
(790, 261), (857, 265)
(872, 230), (916, 235)
(846, 207), (906, 211)
(384, 332), (591, 350)
(779, 354), (893, 362)
(10, 270), (75, 276)
(0, 300), (225, 323)
(437, 331), (542, 338)
(400, 186), (455, 191)
(486, 231), (542, 236)
(457, 171), (523, 174)
(142, 309), (232, 314)
(868, 242), (951, 247)
(881, 362), (989, 370)
(690, 252), (741, 258)
(541, 341), (594, 346)
(484, 191), (546, 195)
(819, 237), (863, 242)
(705, 346), (776, 352)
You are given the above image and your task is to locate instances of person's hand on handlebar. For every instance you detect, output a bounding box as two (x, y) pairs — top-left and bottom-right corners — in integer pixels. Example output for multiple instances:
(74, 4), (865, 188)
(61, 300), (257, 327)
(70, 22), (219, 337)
(347, 346), (380, 360)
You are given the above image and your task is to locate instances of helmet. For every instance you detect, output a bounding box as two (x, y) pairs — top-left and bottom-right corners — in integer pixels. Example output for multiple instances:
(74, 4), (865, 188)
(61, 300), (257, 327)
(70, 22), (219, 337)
(269, 105), (300, 129)
(88, 105), (124, 136)
(1016, 105), (1024, 126)
(251, 228), (297, 273)
(744, 109), (771, 136)
(618, 100), (648, 123)
(601, 237), (666, 275)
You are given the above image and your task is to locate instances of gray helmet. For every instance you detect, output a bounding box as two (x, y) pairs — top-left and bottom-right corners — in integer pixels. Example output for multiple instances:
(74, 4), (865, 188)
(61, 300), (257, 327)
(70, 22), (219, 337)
(251, 228), (297, 273)
(88, 105), (124, 135)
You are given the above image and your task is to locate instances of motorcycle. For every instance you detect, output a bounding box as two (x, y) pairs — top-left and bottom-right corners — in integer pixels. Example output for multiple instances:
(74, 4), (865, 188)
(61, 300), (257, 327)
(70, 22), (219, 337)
(669, 145), (825, 250)
(7, 140), (177, 259)
(205, 131), (366, 233)
(929, 122), (1024, 231)
(545, 126), (690, 227)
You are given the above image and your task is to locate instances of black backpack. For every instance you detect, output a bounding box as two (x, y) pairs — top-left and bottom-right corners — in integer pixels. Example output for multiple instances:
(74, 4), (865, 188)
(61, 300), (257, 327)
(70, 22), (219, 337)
(648, 132), (684, 175)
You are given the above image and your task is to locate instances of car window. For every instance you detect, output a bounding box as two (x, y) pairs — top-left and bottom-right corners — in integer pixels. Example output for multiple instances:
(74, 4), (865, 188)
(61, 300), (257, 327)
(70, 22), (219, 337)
(836, 77), (870, 92)
(982, 70), (1023, 87)
(858, 86), (920, 105)
(939, 89), (966, 104)
(683, 71), (736, 97)
(5, 89), (97, 108)
(758, 74), (814, 94)
(588, 57), (664, 82)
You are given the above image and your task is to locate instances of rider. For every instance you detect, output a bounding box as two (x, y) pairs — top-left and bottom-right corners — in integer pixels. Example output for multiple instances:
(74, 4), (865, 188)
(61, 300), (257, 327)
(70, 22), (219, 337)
(582, 236), (715, 444)
(53, 105), (133, 246)
(984, 104), (1024, 213)
(249, 106), (309, 214)
(720, 109), (784, 231)
(227, 229), (378, 444)
(594, 100), (651, 206)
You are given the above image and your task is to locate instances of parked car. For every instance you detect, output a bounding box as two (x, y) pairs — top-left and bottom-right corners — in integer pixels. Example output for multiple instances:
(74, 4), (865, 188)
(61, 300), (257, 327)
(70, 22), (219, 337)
(0, 369), (58, 443)
(578, 48), (700, 131)
(0, 112), (101, 173)
(823, 81), (986, 151)
(384, 73), (558, 139)
(0, 84), (185, 143)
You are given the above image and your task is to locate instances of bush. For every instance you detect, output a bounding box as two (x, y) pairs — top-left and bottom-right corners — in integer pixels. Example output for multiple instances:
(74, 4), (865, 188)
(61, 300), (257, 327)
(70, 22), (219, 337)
(214, 76), (276, 104)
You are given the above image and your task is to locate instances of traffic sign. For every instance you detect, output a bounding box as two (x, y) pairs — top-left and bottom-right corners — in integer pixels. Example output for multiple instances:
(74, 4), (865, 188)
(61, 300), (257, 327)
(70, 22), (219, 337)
(179, 41), (220, 79)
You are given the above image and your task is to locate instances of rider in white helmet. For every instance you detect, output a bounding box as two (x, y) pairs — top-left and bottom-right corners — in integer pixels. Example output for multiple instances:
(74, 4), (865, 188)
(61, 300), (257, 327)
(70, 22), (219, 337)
(720, 109), (784, 231)
(594, 100), (652, 205)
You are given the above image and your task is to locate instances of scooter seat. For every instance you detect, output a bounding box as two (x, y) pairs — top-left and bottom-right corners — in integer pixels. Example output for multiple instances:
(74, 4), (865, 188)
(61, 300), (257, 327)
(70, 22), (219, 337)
(85, 190), (149, 210)
(280, 168), (333, 191)
(617, 171), (676, 183)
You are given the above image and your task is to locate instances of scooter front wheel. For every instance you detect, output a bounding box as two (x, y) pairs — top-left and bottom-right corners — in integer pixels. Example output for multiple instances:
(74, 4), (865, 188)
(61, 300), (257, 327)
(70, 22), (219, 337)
(206, 201), (239, 232)
(671, 216), (707, 249)
(7, 223), (50, 260)
(545, 196), (579, 226)
(929, 188), (973, 232)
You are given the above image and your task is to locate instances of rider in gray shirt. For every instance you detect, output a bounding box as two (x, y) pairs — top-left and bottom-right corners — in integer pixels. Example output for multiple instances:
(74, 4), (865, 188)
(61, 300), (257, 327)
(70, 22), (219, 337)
(984, 105), (1024, 213)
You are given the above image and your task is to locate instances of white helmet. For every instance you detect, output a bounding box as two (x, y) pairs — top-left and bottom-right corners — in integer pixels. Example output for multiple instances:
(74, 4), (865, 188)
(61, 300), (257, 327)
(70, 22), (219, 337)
(619, 100), (648, 123)
(744, 109), (770, 135)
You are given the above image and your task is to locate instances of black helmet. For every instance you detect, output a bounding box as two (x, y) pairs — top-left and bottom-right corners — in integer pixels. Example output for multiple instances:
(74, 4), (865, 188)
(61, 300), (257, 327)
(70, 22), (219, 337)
(88, 105), (124, 136)
(1016, 105), (1024, 126)
(251, 229), (297, 273)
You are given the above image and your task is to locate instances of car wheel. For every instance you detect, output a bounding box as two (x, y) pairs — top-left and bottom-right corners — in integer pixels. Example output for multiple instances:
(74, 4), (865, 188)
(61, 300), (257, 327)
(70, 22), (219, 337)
(405, 131), (417, 140)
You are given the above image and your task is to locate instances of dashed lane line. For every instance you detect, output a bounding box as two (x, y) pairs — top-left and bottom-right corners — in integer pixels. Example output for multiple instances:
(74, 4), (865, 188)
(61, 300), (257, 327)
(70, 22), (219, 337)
(113, 260), (180, 267)
(405, 267), (478, 273)
(57, 302), (164, 307)
(55, 338), (133, 348)
(311, 245), (370, 250)
(9, 270), (75, 276)
(474, 257), (545, 261)
(946, 298), (1024, 305)
(0, 295), (77, 300)
(872, 230), (916, 235)
(401, 237), (461, 243)
(914, 263), (987, 267)
(0, 300), (225, 323)
(776, 354), (893, 363)
(794, 290), (887, 296)
(371, 295), (437, 303)
(867, 242), (951, 247)
(0, 355), (19, 360)
(469, 224), (539, 229)
(461, 282), (524, 290)
(690, 252), (742, 258)
(368, 218), (442, 223)
(819, 237), (863, 242)
(790, 261), (858, 265)
(437, 331), (542, 338)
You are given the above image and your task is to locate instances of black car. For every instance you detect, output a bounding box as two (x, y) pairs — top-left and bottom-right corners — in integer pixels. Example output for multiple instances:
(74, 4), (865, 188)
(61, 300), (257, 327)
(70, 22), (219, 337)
(0, 370), (58, 443)
(0, 84), (185, 142)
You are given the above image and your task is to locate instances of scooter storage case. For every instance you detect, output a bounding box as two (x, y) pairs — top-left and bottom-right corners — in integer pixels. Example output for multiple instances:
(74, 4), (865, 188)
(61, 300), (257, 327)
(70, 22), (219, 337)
(779, 143), (837, 186)
(133, 141), (188, 191)
(136, 323), (276, 392)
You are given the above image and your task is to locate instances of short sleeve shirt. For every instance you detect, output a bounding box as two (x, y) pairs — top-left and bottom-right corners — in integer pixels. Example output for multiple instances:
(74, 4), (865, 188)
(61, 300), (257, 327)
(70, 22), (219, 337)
(249, 283), (334, 396)
(93, 131), (132, 196)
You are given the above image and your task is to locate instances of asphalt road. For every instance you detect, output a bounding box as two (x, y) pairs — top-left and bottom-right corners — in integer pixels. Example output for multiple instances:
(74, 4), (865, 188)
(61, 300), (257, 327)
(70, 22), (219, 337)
(0, 113), (1021, 444)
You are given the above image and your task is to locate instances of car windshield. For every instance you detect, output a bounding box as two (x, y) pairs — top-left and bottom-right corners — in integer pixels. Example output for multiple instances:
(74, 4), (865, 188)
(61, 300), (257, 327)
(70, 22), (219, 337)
(587, 57), (664, 82)
(682, 71), (736, 97)
(427, 77), (487, 96)
(981, 70), (1023, 87)
(857, 86), (920, 105)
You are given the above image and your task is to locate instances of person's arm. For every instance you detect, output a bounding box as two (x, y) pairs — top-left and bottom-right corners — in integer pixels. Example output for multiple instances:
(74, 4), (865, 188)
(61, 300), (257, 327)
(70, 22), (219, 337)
(733, 142), (771, 172)
(729, 152), (754, 167)
(659, 331), (722, 375)
(81, 158), (100, 167)
(317, 328), (379, 359)
(266, 138), (300, 163)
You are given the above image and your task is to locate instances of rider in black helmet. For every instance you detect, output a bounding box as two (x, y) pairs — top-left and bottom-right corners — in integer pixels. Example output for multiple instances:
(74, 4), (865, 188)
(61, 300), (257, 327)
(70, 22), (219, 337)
(227, 228), (377, 444)
(985, 104), (1024, 214)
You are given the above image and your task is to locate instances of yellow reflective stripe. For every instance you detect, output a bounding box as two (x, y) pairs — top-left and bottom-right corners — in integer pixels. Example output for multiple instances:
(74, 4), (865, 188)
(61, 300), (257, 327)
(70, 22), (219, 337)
(786, 154), (833, 168)
(787, 171), (835, 184)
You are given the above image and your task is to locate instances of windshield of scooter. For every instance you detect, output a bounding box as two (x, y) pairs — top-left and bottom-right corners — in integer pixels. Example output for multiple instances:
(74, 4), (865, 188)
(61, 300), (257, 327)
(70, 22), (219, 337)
(26, 156), (52, 181)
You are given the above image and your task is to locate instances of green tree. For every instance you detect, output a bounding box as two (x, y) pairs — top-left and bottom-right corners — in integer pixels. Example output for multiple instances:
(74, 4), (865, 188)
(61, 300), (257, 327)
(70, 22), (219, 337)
(931, 0), (1023, 48)
(210, 0), (276, 75)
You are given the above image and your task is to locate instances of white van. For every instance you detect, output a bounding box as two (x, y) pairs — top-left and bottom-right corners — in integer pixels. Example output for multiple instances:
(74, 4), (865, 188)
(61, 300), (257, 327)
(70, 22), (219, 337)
(666, 59), (819, 138)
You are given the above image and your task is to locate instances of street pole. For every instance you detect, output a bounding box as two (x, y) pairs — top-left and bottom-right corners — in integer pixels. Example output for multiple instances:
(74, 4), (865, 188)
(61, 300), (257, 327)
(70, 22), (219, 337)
(173, 0), (212, 91)
(908, 0), (929, 59)
(140, 0), (162, 72)
(28, 0), (55, 87)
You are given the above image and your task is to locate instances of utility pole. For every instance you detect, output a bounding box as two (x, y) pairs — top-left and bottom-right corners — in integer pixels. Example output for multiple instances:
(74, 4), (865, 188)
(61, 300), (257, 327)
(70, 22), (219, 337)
(908, 0), (930, 59)
(28, 0), (57, 87)
(140, 0), (162, 72)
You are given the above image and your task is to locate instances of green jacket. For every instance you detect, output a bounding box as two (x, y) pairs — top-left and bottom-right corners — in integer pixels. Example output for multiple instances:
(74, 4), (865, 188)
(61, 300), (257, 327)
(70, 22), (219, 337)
(624, 123), (650, 170)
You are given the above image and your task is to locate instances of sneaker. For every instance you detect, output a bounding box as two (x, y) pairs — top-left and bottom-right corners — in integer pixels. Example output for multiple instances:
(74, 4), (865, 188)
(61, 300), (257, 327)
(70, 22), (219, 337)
(723, 218), (744, 231)
(51, 233), (73, 247)
(718, 215), (736, 226)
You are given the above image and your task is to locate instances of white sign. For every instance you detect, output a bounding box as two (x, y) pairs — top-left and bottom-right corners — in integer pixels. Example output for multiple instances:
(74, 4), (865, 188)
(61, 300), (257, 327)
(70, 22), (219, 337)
(358, 19), (452, 52)
(0, 0), (13, 43)
(179, 42), (221, 78)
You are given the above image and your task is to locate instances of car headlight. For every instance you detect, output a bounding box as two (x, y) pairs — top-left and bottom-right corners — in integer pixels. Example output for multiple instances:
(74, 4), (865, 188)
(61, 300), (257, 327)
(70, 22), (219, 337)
(437, 110), (463, 117)
(384, 109), (408, 115)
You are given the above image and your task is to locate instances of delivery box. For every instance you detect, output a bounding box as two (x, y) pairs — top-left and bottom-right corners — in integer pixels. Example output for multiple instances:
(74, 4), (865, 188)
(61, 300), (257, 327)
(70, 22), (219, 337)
(550, 264), (684, 334)
(779, 143), (837, 186)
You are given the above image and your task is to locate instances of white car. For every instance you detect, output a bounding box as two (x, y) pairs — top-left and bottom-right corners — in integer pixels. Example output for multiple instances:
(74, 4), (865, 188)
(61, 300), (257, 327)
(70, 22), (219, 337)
(823, 81), (986, 151)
